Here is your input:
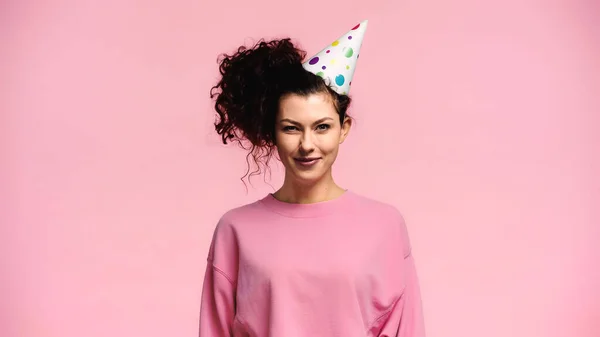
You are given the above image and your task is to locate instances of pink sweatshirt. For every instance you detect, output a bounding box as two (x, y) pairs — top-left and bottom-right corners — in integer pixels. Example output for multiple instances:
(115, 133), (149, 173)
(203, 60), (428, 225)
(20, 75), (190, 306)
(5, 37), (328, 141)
(199, 190), (426, 337)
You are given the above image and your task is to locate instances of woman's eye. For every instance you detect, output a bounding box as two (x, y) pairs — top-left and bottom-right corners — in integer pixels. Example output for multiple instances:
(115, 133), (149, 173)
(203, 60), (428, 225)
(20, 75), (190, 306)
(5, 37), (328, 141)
(316, 124), (331, 131)
(283, 126), (297, 131)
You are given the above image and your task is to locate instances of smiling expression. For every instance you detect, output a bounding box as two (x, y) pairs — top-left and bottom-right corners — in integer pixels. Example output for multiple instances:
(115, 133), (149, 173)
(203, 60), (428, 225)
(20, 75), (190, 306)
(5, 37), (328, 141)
(275, 92), (351, 184)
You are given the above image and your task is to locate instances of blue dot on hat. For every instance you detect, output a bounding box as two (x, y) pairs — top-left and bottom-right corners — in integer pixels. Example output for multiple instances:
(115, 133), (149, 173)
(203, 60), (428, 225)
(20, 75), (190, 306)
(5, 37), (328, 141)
(335, 74), (345, 86)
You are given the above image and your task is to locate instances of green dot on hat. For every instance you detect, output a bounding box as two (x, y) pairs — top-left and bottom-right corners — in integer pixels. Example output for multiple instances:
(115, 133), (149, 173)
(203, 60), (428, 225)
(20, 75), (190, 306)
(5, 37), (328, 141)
(344, 47), (354, 58)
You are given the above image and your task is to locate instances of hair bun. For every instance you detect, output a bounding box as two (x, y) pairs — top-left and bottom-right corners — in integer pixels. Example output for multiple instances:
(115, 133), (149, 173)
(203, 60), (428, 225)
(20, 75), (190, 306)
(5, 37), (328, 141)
(211, 37), (307, 143)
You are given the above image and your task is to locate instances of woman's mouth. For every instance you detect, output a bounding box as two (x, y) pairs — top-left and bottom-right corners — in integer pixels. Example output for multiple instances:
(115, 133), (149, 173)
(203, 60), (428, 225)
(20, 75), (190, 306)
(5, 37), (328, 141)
(294, 157), (321, 167)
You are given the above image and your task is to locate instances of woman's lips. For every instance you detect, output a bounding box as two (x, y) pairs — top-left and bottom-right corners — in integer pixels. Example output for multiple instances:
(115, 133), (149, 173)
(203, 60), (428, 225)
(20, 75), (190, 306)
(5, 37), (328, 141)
(294, 157), (321, 167)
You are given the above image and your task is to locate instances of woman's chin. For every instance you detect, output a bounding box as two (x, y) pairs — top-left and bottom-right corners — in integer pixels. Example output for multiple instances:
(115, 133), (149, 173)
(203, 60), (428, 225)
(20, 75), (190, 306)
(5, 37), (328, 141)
(289, 168), (328, 184)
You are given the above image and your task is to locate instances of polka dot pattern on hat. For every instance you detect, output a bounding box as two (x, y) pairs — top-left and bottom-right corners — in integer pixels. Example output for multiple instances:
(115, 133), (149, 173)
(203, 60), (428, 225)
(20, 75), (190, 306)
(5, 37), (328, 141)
(301, 19), (368, 95)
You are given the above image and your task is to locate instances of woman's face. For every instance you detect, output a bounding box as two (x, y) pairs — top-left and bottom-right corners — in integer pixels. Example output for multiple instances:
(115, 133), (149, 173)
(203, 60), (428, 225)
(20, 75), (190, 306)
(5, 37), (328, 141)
(274, 92), (351, 185)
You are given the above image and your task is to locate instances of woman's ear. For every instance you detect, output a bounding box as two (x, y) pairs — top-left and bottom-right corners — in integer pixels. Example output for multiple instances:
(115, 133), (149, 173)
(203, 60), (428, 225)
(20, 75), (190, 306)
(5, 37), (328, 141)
(339, 116), (352, 144)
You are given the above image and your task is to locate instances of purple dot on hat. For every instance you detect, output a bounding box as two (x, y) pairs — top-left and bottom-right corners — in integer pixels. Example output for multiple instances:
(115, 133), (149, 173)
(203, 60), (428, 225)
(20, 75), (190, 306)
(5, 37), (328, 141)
(309, 57), (319, 65)
(322, 65), (326, 70)
(348, 36), (353, 40)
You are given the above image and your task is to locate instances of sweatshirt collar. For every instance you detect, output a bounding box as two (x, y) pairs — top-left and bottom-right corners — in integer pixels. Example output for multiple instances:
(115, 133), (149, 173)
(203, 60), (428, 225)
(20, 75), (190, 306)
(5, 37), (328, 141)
(258, 190), (354, 218)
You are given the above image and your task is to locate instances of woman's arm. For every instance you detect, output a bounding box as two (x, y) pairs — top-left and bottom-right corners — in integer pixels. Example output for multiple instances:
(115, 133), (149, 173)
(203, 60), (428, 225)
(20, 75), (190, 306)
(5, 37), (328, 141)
(198, 260), (236, 337)
(379, 209), (427, 337)
(375, 250), (426, 337)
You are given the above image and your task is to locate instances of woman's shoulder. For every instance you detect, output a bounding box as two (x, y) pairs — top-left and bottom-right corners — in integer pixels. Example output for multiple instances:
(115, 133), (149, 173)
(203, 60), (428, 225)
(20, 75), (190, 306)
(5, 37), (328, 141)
(349, 191), (412, 255)
(207, 199), (265, 253)
(348, 191), (406, 219)
(215, 198), (265, 225)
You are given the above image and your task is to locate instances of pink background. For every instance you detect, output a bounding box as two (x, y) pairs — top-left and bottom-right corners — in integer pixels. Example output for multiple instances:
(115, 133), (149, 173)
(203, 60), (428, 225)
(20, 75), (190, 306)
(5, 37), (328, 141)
(2, 0), (599, 336)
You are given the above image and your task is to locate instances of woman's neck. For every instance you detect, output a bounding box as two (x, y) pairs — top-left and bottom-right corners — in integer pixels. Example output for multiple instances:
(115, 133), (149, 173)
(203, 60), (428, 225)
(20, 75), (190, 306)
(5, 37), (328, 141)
(274, 175), (346, 204)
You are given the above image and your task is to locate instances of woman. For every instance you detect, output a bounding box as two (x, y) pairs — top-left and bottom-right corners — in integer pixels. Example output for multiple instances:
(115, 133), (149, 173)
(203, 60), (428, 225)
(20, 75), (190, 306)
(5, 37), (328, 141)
(199, 20), (426, 337)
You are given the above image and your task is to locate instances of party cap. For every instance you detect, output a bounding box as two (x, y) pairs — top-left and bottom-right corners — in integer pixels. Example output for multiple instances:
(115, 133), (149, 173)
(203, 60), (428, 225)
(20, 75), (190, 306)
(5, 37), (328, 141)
(302, 20), (368, 95)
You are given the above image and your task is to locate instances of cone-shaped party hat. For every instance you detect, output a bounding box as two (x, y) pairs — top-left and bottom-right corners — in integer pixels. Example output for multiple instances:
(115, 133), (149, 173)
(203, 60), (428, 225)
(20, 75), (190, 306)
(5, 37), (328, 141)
(302, 20), (368, 95)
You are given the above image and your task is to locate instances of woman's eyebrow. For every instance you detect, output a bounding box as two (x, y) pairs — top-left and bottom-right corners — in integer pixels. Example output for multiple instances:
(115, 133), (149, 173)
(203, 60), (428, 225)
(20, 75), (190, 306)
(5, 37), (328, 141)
(279, 117), (334, 125)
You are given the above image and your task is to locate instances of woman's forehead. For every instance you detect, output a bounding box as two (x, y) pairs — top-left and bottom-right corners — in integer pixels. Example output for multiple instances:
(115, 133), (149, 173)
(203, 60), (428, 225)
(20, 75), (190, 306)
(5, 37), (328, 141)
(278, 93), (337, 121)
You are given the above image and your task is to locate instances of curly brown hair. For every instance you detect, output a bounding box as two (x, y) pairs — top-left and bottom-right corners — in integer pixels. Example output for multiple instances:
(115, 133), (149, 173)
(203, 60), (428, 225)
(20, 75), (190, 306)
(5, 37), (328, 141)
(210, 38), (352, 186)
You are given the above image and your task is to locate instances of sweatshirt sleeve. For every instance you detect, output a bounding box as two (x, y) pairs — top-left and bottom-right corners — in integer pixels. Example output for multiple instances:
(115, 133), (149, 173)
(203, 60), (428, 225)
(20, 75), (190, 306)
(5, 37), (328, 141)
(379, 250), (426, 337)
(198, 260), (236, 337)
(199, 215), (239, 337)
(378, 210), (426, 337)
